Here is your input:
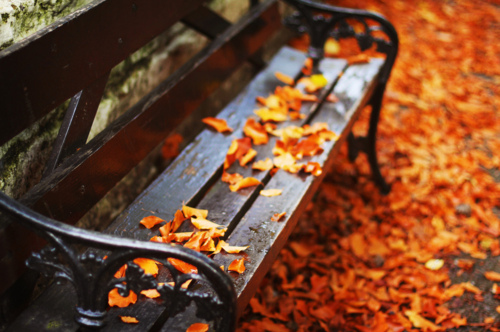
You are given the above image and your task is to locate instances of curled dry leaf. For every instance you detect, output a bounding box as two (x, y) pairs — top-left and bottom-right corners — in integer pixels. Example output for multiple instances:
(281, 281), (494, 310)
(484, 271), (500, 282)
(222, 171), (244, 185)
(243, 118), (268, 145)
(186, 323), (209, 332)
(140, 288), (161, 299)
(228, 258), (246, 274)
(191, 218), (225, 230)
(182, 205), (208, 219)
(139, 216), (165, 229)
(254, 108), (288, 122)
(108, 288), (137, 308)
(218, 239), (249, 254)
(167, 258), (198, 274)
(229, 177), (261, 192)
(133, 258), (159, 276)
(240, 148), (257, 166)
(271, 212), (286, 222)
(120, 316), (139, 324)
(202, 117), (233, 133)
(274, 71), (295, 85)
(303, 162), (322, 176)
(252, 158), (274, 171)
(260, 189), (283, 197)
(425, 259), (445, 271)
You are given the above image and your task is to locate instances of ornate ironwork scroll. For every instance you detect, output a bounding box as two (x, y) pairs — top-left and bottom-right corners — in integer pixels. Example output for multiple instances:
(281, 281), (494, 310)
(0, 192), (236, 331)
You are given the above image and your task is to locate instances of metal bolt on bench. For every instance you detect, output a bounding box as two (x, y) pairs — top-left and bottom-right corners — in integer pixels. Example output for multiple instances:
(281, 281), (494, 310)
(0, 0), (398, 330)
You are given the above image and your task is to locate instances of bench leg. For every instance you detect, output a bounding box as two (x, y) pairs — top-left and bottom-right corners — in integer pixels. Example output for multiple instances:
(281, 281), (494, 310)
(348, 83), (391, 195)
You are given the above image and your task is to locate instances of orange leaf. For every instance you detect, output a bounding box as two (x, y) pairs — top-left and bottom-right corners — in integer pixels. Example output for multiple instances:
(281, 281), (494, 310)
(243, 118), (268, 145)
(172, 209), (186, 233)
(347, 53), (370, 65)
(202, 117), (233, 133)
(191, 218), (226, 230)
(303, 161), (322, 176)
(139, 216), (165, 229)
(222, 171), (244, 185)
(405, 310), (441, 331)
(254, 108), (288, 122)
(167, 258), (198, 274)
(120, 316), (139, 324)
(219, 239), (249, 253)
(140, 288), (161, 299)
(252, 158), (274, 171)
(186, 323), (209, 332)
(260, 189), (283, 197)
(114, 264), (127, 278)
(240, 148), (257, 166)
(271, 212), (286, 222)
(228, 258), (246, 274)
(108, 288), (137, 308)
(133, 258), (159, 276)
(275, 71), (295, 85)
(229, 177), (261, 192)
(182, 205), (208, 219)
(484, 271), (500, 281)
(171, 232), (194, 242)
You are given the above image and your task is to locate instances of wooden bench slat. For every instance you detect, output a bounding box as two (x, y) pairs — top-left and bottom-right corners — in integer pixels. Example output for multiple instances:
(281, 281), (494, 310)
(0, 0), (206, 146)
(0, 0), (281, 293)
(212, 58), (384, 318)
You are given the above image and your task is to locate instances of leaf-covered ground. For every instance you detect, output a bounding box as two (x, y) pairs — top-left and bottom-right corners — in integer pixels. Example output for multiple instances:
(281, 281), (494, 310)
(238, 0), (500, 331)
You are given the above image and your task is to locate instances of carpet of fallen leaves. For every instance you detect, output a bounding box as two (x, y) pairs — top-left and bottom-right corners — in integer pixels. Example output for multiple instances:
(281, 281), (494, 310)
(238, 0), (500, 331)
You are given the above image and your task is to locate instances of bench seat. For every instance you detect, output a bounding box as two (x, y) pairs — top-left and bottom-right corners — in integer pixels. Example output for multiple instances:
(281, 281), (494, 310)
(7, 46), (384, 331)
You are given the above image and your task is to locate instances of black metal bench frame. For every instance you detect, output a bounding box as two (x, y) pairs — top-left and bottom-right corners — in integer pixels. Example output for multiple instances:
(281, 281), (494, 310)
(0, 0), (398, 330)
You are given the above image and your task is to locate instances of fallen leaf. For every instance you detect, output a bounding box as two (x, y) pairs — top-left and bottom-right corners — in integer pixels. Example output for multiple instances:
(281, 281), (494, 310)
(186, 322), (209, 332)
(182, 206), (208, 219)
(275, 71), (295, 85)
(425, 259), (445, 271)
(228, 258), (246, 274)
(191, 218), (226, 230)
(219, 240), (249, 253)
(271, 212), (286, 222)
(120, 316), (139, 324)
(167, 258), (198, 274)
(133, 258), (159, 276)
(252, 158), (274, 171)
(161, 133), (183, 159)
(484, 271), (500, 282)
(139, 216), (165, 229)
(140, 288), (160, 299)
(108, 288), (137, 308)
(260, 189), (283, 197)
(243, 118), (269, 145)
(229, 177), (261, 192)
(202, 117), (233, 133)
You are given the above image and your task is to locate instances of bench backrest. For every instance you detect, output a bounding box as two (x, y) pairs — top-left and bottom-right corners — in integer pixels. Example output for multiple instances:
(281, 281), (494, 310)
(0, 0), (281, 297)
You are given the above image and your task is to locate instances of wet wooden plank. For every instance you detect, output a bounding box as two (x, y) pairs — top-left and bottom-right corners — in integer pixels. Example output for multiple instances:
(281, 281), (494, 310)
(212, 59), (384, 318)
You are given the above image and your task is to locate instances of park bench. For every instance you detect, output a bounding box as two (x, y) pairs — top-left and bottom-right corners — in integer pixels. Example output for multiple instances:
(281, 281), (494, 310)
(0, 0), (398, 330)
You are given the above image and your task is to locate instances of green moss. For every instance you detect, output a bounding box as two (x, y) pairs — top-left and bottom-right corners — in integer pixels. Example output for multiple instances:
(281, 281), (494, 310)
(1, 13), (9, 23)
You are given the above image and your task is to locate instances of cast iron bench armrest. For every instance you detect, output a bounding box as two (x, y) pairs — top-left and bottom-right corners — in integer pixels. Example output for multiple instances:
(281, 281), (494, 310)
(0, 191), (237, 331)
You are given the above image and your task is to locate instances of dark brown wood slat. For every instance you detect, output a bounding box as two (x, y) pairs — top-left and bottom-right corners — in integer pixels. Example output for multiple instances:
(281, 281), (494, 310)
(5, 45), (304, 332)
(0, 0), (206, 147)
(213, 58), (385, 318)
(0, 0), (280, 297)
